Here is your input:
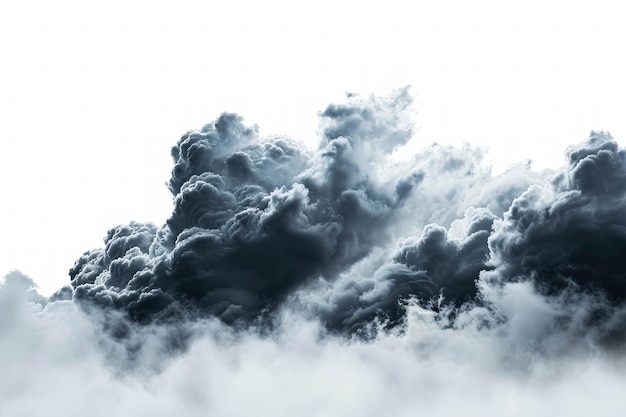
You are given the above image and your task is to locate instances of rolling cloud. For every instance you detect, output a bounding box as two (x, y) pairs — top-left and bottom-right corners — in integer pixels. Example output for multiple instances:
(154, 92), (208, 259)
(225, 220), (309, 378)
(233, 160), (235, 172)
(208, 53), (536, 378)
(3, 88), (626, 416)
(68, 88), (423, 325)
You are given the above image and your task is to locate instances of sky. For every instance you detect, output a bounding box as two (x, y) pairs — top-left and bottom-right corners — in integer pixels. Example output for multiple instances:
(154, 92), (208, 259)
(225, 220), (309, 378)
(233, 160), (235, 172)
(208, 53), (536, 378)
(2, 1), (626, 416)
(2, 0), (626, 294)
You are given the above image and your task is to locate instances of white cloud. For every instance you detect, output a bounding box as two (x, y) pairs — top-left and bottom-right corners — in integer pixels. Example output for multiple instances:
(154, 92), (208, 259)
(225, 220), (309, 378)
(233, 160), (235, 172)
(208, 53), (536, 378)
(1, 274), (625, 417)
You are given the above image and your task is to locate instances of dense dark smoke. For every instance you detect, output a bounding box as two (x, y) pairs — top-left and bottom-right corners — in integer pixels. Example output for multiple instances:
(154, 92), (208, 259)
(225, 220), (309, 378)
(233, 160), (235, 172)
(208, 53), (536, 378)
(64, 89), (626, 351)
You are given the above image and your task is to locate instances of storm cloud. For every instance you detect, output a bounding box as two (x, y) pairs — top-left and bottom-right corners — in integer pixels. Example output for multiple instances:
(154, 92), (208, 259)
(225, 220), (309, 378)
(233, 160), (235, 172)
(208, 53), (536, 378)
(489, 132), (626, 300)
(69, 88), (422, 325)
(3, 88), (626, 416)
(63, 90), (626, 350)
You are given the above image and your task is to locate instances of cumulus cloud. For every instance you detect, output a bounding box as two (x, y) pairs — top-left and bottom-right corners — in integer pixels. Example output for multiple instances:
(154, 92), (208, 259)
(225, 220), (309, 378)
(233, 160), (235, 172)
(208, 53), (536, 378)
(64, 89), (626, 349)
(292, 207), (497, 333)
(3, 88), (626, 416)
(489, 132), (626, 299)
(69, 88), (422, 326)
(479, 132), (626, 347)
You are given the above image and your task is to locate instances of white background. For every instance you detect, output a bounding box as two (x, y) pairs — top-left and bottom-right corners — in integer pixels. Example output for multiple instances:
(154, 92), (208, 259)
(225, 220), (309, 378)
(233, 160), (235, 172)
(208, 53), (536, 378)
(2, 0), (625, 294)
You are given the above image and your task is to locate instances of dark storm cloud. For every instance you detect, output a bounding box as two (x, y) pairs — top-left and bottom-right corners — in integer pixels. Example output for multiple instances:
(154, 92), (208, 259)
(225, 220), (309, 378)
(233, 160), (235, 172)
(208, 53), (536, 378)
(489, 132), (626, 299)
(66, 88), (626, 350)
(291, 132), (626, 343)
(6, 90), (626, 417)
(293, 207), (497, 332)
(393, 207), (497, 304)
(69, 88), (422, 325)
(471, 131), (626, 346)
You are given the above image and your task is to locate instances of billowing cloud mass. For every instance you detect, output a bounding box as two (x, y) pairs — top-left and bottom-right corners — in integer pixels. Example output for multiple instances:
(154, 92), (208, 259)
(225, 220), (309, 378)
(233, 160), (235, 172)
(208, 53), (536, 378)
(69, 88), (424, 325)
(490, 134), (626, 300)
(3, 88), (626, 416)
(67, 87), (546, 330)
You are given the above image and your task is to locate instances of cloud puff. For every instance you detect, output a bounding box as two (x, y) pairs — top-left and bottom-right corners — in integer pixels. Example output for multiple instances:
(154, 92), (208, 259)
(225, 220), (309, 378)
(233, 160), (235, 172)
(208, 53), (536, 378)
(2, 272), (626, 417)
(292, 207), (497, 333)
(489, 132), (626, 299)
(66, 89), (626, 353)
(471, 132), (626, 347)
(5, 89), (626, 416)
(69, 88), (422, 326)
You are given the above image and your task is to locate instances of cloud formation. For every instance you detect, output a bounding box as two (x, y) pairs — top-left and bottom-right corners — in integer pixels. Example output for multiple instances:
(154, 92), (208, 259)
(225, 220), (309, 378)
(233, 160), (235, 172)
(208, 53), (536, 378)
(69, 89), (422, 325)
(4, 88), (626, 415)
(490, 133), (626, 299)
(2, 271), (626, 417)
(64, 90), (626, 351)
